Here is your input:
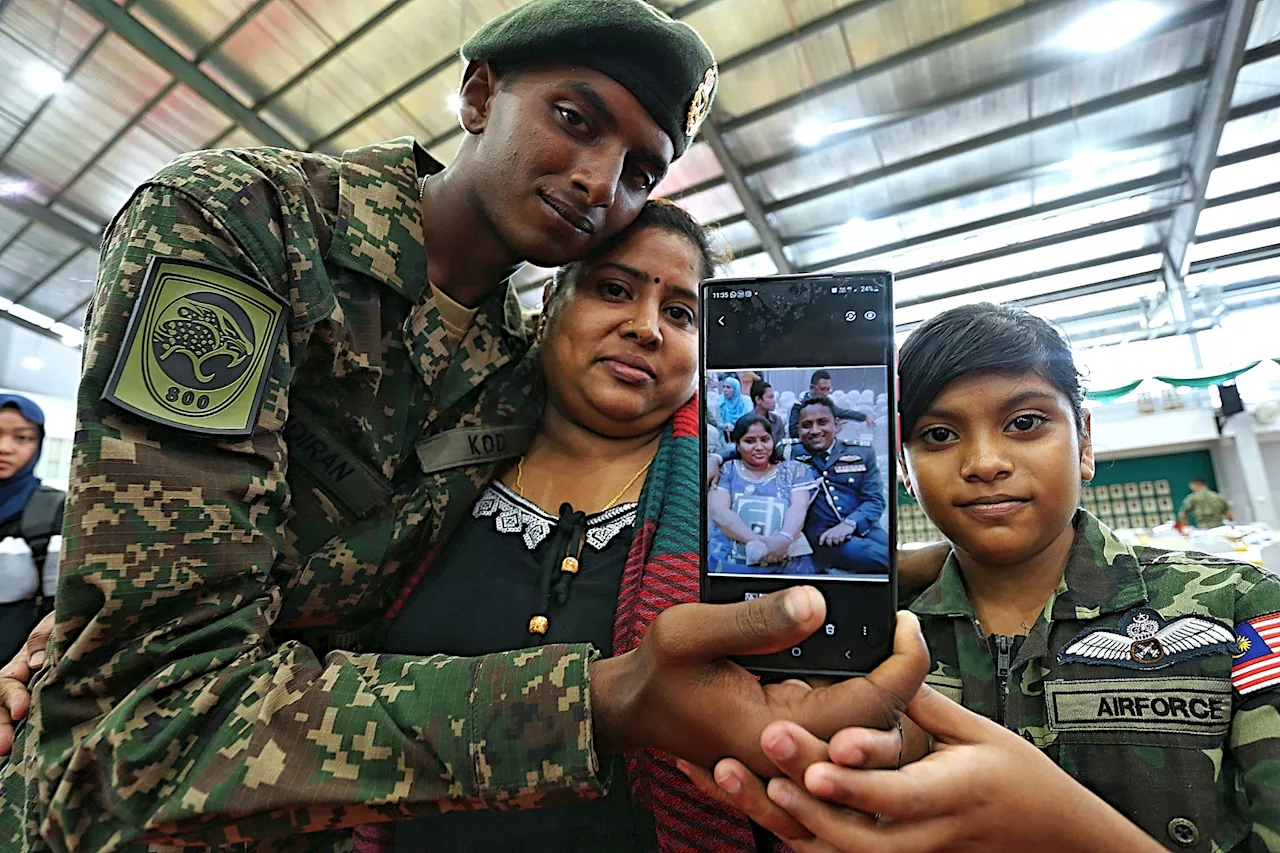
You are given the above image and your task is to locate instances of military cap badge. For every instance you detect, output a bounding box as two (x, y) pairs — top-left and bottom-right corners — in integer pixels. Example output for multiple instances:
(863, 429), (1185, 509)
(686, 64), (718, 140)
(1059, 607), (1235, 670)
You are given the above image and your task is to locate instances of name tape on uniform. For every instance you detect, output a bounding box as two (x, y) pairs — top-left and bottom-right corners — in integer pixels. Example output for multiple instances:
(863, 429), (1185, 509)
(415, 425), (532, 476)
(285, 414), (393, 520)
(1045, 677), (1231, 736)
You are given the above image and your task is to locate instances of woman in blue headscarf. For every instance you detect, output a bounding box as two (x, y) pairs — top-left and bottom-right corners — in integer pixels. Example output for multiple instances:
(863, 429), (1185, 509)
(0, 394), (64, 666)
(715, 376), (752, 440)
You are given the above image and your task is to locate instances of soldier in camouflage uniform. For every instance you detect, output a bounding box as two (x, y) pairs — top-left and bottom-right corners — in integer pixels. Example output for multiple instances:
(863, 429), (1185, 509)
(0, 2), (935, 851)
(687, 303), (1280, 852)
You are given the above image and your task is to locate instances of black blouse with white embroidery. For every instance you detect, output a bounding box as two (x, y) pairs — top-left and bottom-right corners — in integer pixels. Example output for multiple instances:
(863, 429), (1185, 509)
(382, 481), (656, 853)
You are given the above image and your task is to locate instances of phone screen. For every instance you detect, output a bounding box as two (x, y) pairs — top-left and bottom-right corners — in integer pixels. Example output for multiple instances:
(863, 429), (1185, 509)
(700, 272), (896, 676)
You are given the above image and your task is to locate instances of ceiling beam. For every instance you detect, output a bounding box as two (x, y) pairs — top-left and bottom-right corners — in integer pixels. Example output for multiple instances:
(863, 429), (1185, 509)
(1161, 0), (1257, 323)
(670, 5), (1249, 206)
(72, 0), (295, 149)
(0, 188), (101, 248)
(701, 123), (791, 273)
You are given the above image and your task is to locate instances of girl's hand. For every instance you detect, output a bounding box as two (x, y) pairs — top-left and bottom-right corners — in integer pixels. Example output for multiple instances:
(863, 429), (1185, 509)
(686, 685), (1167, 853)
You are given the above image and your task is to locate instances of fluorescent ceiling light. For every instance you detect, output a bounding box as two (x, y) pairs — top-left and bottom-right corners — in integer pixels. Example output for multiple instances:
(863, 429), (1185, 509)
(1058, 1), (1165, 53)
(20, 356), (44, 372)
(795, 122), (829, 147)
(1064, 148), (1111, 174)
(446, 92), (463, 115)
(0, 179), (26, 197)
(794, 115), (897, 147)
(23, 61), (65, 97)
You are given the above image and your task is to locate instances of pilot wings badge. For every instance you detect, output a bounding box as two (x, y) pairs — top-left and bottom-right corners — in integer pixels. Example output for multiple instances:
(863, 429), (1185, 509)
(1058, 607), (1235, 670)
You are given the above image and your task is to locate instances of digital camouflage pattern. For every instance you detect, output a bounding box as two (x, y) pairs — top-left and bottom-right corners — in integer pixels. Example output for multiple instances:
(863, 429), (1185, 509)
(910, 511), (1280, 852)
(0, 138), (607, 853)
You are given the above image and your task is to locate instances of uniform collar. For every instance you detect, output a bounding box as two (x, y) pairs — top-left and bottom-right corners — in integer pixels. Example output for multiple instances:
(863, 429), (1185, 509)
(803, 438), (841, 460)
(327, 136), (526, 339)
(909, 510), (1148, 621)
(327, 137), (435, 304)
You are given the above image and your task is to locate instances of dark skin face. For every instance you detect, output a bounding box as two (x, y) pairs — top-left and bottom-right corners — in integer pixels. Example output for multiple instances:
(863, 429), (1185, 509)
(901, 371), (1095, 571)
(798, 402), (839, 454)
(540, 226), (701, 439)
(736, 423), (775, 471)
(456, 63), (674, 270)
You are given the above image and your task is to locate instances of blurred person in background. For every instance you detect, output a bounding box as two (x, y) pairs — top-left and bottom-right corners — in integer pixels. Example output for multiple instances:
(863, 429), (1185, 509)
(1180, 476), (1234, 528)
(0, 395), (62, 668)
(750, 380), (787, 445)
(716, 375), (753, 440)
(787, 369), (871, 439)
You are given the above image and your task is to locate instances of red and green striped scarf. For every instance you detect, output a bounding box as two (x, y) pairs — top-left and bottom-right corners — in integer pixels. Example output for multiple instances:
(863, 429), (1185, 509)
(613, 397), (758, 852)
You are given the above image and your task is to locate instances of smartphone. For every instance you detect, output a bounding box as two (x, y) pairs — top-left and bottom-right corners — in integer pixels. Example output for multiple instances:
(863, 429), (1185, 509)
(700, 272), (896, 677)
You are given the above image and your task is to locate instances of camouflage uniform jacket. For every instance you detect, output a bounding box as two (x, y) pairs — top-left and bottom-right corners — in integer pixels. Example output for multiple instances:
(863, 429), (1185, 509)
(909, 511), (1280, 852)
(0, 139), (604, 853)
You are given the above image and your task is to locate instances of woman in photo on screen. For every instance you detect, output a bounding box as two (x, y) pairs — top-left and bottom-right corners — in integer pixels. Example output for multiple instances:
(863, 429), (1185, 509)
(708, 414), (817, 575)
(716, 376), (752, 440)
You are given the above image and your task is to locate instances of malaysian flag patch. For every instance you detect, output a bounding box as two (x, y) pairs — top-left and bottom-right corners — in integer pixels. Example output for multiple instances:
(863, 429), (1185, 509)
(1231, 613), (1280, 695)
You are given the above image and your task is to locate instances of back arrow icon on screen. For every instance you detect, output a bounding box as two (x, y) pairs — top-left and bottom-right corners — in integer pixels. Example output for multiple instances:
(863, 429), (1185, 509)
(717, 316), (725, 326)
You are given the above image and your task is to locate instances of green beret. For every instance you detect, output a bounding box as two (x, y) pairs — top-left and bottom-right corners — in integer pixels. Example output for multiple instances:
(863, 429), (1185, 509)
(463, 0), (717, 158)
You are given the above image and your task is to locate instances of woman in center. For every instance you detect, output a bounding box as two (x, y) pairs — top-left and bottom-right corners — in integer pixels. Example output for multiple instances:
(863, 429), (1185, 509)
(708, 414), (817, 575)
(378, 200), (759, 852)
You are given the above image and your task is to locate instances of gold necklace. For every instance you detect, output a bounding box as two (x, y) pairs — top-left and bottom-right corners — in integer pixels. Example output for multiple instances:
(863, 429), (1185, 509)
(516, 454), (653, 510)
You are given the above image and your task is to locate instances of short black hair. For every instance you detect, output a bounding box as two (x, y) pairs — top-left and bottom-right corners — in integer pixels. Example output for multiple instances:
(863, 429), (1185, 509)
(898, 303), (1085, 438)
(730, 413), (783, 462)
(1190, 477), (1207, 486)
(809, 369), (831, 387)
(749, 380), (772, 404)
(797, 396), (839, 422)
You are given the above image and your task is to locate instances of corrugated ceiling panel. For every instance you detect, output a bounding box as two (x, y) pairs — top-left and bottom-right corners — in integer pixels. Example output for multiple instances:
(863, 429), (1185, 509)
(1219, 102), (1280, 154)
(0, 223), (80, 301)
(7, 33), (170, 194)
(893, 250), (1163, 325)
(22, 248), (96, 321)
(133, 0), (265, 61)
(2, 0), (103, 68)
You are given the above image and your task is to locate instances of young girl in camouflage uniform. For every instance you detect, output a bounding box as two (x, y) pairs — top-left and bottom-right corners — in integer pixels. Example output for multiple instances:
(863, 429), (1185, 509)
(689, 302), (1280, 853)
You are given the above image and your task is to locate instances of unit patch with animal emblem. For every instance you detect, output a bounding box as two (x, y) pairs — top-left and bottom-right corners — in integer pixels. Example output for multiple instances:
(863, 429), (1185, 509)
(103, 258), (287, 437)
(1058, 607), (1236, 670)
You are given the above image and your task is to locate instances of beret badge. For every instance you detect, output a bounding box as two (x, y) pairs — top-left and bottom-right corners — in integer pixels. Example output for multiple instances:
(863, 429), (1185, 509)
(686, 64), (718, 140)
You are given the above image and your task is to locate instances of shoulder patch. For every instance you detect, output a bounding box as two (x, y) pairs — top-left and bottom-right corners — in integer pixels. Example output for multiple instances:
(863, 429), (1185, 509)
(1231, 613), (1280, 694)
(1058, 607), (1234, 670)
(103, 257), (286, 437)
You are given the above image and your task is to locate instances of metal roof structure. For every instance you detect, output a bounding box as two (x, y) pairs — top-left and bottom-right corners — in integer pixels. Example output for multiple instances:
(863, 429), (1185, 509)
(1, 0), (1278, 356)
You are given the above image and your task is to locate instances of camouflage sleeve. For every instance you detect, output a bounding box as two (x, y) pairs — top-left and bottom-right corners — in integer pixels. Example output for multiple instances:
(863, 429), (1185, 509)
(29, 184), (602, 853)
(1229, 572), (1280, 851)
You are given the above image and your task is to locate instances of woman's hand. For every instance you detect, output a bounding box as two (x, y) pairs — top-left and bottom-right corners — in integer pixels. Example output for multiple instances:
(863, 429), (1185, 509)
(686, 685), (1166, 853)
(0, 609), (54, 757)
(762, 533), (792, 564)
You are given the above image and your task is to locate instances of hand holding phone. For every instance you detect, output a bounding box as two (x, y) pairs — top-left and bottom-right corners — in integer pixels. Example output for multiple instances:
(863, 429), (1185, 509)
(701, 273), (897, 677)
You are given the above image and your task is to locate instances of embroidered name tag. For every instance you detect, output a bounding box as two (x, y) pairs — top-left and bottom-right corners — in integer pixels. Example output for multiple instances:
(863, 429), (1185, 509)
(284, 413), (394, 520)
(415, 425), (532, 476)
(1046, 678), (1231, 735)
(834, 463), (867, 474)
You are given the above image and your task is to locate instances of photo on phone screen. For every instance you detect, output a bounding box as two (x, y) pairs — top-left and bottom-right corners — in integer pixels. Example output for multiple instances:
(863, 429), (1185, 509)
(700, 273), (896, 677)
